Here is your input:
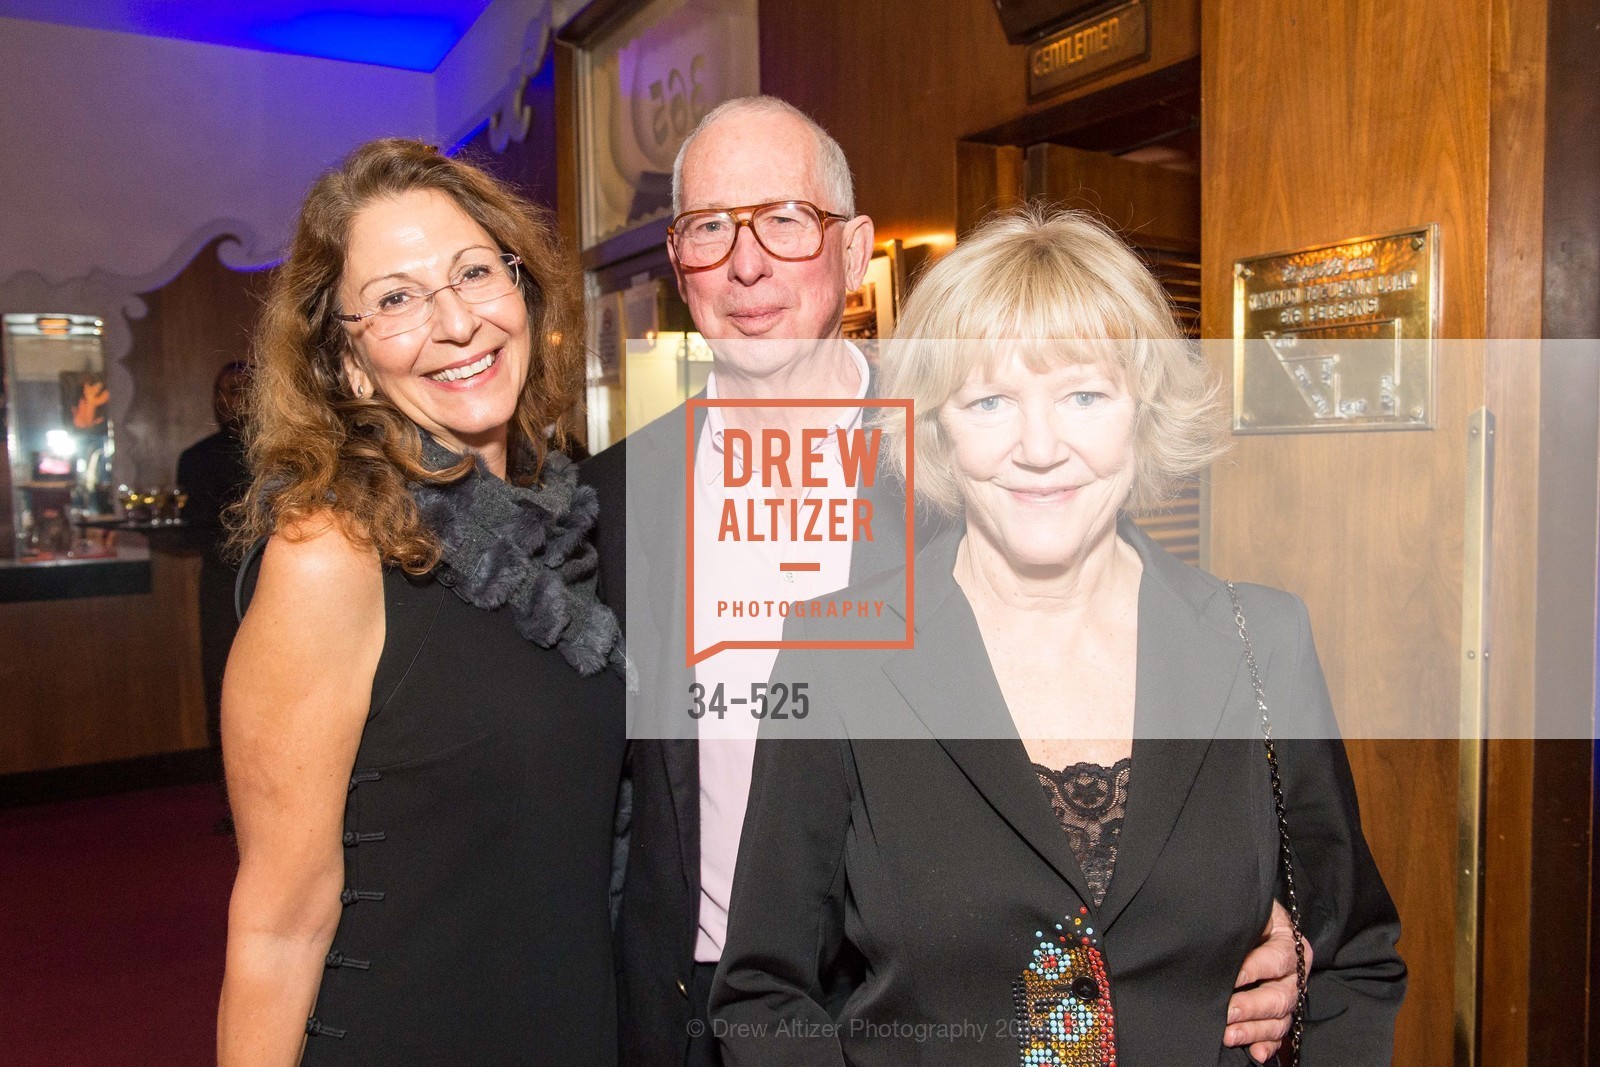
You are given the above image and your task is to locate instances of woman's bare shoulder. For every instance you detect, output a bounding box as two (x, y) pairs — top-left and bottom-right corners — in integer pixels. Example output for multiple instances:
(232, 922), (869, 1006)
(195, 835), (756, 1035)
(256, 512), (383, 600)
(226, 512), (385, 738)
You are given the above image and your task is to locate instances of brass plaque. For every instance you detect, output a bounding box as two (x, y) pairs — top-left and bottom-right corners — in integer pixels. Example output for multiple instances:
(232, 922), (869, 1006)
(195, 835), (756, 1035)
(1232, 225), (1439, 433)
(1027, 0), (1149, 102)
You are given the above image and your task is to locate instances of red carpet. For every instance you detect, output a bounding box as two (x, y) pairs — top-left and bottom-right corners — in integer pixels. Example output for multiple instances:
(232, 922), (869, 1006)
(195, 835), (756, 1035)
(0, 783), (236, 1065)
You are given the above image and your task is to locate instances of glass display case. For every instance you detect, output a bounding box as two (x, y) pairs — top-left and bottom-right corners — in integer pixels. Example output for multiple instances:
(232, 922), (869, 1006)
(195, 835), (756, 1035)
(0, 312), (139, 598)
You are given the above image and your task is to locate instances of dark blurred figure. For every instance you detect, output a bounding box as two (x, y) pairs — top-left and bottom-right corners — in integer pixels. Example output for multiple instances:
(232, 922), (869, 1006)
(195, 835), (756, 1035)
(177, 361), (252, 751)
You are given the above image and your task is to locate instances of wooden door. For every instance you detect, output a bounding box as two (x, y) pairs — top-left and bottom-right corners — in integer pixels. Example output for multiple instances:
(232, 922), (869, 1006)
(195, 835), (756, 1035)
(1202, 348), (1472, 1067)
(1201, 0), (1548, 1062)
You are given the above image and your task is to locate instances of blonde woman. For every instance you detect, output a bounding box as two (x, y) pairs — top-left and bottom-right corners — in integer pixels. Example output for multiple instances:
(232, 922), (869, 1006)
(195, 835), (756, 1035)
(711, 208), (1404, 1066)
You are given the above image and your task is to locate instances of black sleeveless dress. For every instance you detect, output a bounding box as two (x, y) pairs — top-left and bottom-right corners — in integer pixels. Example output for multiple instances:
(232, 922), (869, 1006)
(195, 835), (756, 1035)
(300, 566), (625, 1063)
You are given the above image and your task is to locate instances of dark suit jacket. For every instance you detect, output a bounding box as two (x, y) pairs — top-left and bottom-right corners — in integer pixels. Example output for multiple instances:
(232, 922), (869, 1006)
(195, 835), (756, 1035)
(583, 396), (933, 1066)
(177, 428), (250, 739)
(708, 519), (1406, 1066)
(177, 427), (248, 533)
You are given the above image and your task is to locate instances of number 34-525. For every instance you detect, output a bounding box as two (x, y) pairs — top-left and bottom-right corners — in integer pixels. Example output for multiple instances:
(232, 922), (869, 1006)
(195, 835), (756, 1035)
(689, 682), (809, 720)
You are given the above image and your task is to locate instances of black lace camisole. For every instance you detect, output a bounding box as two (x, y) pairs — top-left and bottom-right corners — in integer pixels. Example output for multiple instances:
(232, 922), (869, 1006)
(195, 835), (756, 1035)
(1033, 757), (1132, 907)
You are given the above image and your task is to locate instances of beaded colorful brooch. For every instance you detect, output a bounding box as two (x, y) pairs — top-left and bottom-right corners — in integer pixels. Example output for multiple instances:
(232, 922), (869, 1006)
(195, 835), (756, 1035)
(1012, 907), (1117, 1066)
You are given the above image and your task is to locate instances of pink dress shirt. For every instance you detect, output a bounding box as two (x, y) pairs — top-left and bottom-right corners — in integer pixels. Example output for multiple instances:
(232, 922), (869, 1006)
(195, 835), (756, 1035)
(691, 343), (870, 962)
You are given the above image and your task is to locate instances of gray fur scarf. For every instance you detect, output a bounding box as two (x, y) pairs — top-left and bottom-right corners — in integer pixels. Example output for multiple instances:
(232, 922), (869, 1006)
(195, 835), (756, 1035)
(411, 435), (623, 677)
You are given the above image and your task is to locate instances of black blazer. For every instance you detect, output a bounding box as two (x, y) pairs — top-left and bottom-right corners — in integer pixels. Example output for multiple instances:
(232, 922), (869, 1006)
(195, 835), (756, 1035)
(582, 396), (929, 1066)
(708, 520), (1406, 1066)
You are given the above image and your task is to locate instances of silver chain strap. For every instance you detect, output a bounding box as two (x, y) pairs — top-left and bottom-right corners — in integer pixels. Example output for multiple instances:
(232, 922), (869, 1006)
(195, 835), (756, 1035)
(1225, 582), (1308, 1066)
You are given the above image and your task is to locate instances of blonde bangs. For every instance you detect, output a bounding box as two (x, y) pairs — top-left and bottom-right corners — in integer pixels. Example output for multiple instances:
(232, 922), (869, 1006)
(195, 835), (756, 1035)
(878, 206), (1226, 517)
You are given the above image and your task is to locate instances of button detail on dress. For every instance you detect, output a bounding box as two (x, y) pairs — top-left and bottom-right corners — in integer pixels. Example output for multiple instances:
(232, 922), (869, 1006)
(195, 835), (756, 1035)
(340, 888), (386, 905)
(305, 1016), (346, 1038)
(1071, 975), (1101, 1001)
(326, 950), (371, 970)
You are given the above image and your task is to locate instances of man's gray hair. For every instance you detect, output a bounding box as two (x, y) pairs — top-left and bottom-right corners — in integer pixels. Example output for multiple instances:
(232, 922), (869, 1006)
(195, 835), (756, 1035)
(670, 95), (856, 217)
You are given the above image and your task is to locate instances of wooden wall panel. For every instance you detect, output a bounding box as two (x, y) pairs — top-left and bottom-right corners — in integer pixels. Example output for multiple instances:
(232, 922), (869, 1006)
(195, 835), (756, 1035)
(1202, 1), (1500, 1063)
(1024, 143), (1199, 248)
(121, 237), (268, 492)
(955, 142), (1024, 239)
(1524, 2), (1600, 1061)
(1479, 0), (1549, 1060)
(758, 0), (1198, 242)
(0, 550), (205, 774)
(556, 43), (582, 257)
(0, 377), (13, 557)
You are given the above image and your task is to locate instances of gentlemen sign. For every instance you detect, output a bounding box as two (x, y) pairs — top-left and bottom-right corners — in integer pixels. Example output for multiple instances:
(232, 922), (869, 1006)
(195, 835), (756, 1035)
(1027, 0), (1149, 101)
(1232, 225), (1439, 434)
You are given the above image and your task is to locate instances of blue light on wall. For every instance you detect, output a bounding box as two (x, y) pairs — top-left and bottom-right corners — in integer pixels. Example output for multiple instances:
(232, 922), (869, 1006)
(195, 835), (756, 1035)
(0, 1), (494, 72)
(445, 119), (492, 157)
(248, 13), (463, 72)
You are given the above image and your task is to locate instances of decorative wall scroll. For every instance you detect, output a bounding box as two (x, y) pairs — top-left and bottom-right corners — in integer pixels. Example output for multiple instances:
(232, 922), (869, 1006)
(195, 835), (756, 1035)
(483, 19), (550, 152)
(438, 0), (557, 152)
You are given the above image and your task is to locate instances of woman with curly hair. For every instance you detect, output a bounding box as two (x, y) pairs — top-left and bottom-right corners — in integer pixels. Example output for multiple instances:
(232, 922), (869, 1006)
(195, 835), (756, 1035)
(217, 139), (624, 1064)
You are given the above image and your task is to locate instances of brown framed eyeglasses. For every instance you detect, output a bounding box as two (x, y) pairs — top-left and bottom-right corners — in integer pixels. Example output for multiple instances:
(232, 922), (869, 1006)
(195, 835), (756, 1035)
(668, 200), (851, 272)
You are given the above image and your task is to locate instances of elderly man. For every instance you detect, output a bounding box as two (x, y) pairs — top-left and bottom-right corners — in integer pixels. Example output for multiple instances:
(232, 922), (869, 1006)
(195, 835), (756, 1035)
(584, 95), (1301, 1067)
